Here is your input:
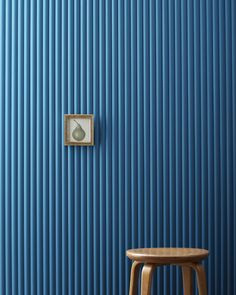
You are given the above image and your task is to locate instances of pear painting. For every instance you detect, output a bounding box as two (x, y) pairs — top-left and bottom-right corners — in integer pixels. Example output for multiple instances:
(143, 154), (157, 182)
(64, 114), (94, 146)
(72, 120), (86, 141)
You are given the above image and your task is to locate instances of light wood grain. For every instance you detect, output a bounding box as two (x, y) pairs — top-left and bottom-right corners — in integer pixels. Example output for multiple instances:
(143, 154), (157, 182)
(126, 248), (209, 264)
(129, 261), (142, 295)
(141, 264), (156, 295)
(191, 263), (207, 295)
(126, 248), (209, 295)
(182, 266), (193, 295)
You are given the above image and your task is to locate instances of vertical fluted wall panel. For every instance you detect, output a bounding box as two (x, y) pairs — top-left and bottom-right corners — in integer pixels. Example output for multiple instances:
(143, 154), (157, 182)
(0, 0), (236, 294)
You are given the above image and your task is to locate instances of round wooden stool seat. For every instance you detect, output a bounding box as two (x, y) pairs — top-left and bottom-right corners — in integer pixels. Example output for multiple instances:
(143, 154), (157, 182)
(127, 247), (209, 264)
(126, 247), (209, 295)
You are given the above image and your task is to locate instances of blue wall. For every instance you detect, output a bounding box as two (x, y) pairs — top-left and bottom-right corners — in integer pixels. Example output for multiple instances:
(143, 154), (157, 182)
(0, 0), (236, 294)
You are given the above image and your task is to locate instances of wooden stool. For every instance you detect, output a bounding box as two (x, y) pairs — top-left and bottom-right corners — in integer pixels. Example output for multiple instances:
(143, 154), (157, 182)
(126, 248), (209, 295)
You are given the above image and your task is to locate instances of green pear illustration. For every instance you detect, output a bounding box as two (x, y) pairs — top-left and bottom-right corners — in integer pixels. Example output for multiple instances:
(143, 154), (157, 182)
(72, 120), (86, 141)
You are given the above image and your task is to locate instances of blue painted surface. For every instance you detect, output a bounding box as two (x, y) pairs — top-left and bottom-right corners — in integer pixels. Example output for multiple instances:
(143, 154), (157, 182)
(0, 0), (236, 294)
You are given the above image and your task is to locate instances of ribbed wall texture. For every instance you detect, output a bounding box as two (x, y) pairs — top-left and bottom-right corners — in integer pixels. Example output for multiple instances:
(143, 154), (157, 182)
(0, 0), (236, 294)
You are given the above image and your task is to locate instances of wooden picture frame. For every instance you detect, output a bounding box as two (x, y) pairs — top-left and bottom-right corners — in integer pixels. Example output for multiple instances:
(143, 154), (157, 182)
(64, 114), (94, 146)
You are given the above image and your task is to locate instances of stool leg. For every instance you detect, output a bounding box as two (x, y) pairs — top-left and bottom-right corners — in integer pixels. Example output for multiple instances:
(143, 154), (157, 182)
(182, 266), (193, 295)
(193, 264), (207, 295)
(141, 264), (156, 295)
(129, 261), (142, 295)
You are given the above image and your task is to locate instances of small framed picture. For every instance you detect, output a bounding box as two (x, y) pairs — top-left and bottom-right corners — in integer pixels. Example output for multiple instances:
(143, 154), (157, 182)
(64, 114), (94, 146)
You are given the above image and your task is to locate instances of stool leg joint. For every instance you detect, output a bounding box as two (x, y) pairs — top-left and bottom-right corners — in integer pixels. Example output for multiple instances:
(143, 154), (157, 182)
(182, 265), (193, 295)
(181, 262), (207, 295)
(191, 263), (207, 295)
(129, 261), (142, 295)
(141, 264), (156, 295)
(128, 261), (207, 295)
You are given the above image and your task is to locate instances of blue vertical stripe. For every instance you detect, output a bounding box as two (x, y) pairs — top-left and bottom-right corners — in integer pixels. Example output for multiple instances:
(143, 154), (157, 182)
(0, 0), (6, 293)
(232, 0), (236, 293)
